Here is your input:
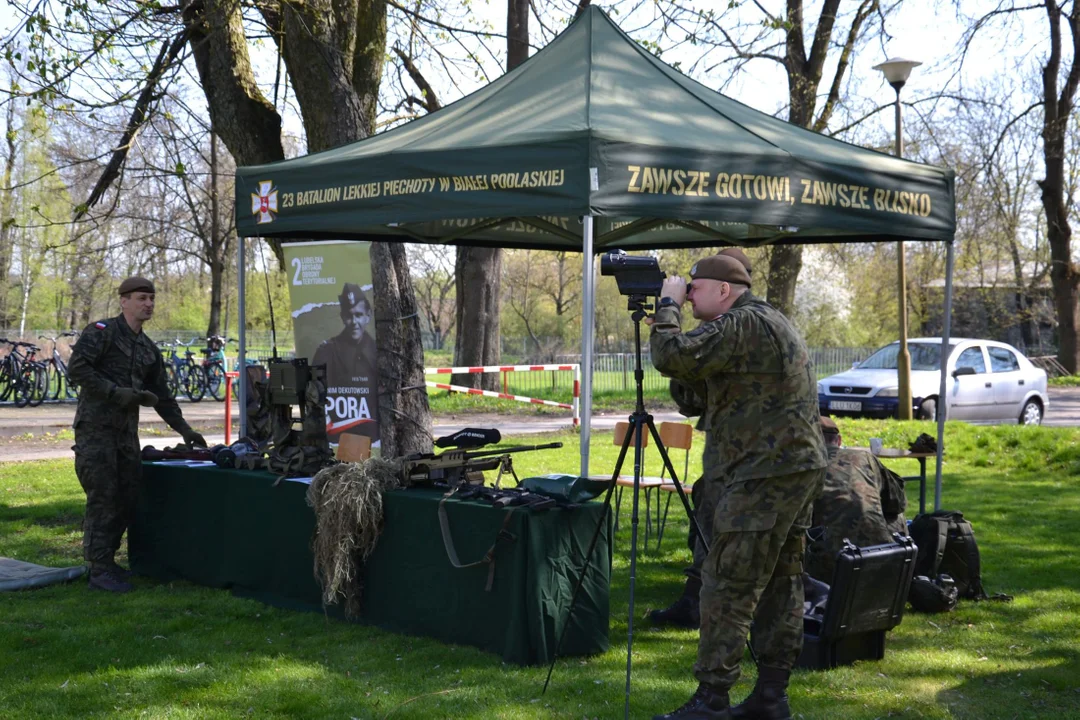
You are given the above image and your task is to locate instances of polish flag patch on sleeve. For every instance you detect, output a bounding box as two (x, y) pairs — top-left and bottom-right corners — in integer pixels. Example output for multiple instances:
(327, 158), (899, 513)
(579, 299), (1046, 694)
(94, 321), (107, 329)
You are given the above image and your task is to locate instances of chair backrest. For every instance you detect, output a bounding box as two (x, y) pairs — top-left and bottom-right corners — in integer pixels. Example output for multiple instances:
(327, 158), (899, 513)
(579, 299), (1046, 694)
(658, 422), (693, 450)
(337, 433), (372, 462)
(613, 421), (648, 447)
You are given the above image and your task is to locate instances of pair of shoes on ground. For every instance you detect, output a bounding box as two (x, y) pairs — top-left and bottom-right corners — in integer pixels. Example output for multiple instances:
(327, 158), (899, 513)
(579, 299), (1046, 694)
(88, 564), (135, 593)
(653, 668), (793, 720)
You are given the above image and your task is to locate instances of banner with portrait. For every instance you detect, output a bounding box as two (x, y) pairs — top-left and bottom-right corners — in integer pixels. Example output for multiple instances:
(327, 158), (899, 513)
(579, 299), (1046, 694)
(282, 241), (379, 448)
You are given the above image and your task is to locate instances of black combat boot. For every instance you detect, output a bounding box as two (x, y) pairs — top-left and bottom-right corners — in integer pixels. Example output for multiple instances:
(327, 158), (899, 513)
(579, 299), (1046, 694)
(649, 576), (701, 629)
(105, 562), (134, 580)
(729, 666), (792, 720)
(88, 568), (134, 593)
(652, 683), (731, 720)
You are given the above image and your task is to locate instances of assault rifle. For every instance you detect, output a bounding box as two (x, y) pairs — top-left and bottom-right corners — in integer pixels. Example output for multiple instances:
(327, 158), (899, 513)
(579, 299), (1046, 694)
(402, 441), (564, 488)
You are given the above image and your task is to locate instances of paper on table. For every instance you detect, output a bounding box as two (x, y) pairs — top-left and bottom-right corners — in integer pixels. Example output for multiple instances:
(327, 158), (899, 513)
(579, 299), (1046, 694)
(282, 477), (313, 485)
(151, 460), (218, 467)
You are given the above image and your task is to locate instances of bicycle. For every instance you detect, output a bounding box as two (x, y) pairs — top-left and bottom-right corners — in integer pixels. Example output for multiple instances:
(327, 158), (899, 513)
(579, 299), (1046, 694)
(38, 331), (80, 401)
(0, 339), (48, 407)
(158, 338), (206, 402)
(200, 335), (234, 401)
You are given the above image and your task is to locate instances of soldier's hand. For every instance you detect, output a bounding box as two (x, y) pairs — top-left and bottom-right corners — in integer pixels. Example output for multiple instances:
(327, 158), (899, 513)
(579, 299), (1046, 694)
(182, 430), (208, 448)
(110, 387), (140, 408)
(661, 276), (687, 305)
(137, 390), (158, 407)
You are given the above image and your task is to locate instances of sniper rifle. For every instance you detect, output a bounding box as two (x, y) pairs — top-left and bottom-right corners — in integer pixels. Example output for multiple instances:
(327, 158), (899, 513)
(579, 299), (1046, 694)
(402, 441), (563, 488)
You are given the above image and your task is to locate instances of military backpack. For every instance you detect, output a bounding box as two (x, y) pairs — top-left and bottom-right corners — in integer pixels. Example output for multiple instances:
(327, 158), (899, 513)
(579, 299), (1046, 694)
(909, 511), (986, 600)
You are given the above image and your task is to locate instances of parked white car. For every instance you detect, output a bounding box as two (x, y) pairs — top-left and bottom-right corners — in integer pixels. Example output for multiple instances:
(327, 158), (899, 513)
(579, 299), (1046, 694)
(818, 338), (1049, 424)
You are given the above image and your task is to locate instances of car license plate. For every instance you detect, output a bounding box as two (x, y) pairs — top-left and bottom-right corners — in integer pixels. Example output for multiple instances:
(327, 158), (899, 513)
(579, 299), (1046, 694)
(829, 400), (862, 412)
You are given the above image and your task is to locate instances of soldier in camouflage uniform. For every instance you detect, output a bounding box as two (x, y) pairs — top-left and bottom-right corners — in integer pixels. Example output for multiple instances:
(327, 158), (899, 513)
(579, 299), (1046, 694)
(649, 254), (827, 720)
(652, 250), (753, 630)
(806, 417), (908, 583)
(68, 277), (206, 593)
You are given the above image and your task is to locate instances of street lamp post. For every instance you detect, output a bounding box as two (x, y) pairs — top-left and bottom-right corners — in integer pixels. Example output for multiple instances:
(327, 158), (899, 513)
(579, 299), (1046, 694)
(874, 57), (921, 421)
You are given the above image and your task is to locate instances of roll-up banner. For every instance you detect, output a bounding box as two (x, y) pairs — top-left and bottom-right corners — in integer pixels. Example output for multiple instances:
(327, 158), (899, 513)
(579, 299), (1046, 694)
(281, 240), (379, 448)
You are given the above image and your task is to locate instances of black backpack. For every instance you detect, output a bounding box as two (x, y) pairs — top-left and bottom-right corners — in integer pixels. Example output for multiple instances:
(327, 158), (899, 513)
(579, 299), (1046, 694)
(909, 511), (986, 600)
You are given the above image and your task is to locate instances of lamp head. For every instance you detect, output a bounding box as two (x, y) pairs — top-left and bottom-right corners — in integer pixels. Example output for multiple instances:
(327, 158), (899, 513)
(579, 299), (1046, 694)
(873, 57), (922, 91)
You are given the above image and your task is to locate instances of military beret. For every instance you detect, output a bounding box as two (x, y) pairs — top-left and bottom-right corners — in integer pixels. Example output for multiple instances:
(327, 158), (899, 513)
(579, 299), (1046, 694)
(820, 416), (839, 435)
(718, 247), (752, 275)
(689, 254), (752, 288)
(118, 276), (155, 295)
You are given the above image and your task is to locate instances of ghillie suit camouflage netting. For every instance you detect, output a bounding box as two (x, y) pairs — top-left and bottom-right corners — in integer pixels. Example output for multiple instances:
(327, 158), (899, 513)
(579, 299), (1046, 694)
(306, 457), (403, 616)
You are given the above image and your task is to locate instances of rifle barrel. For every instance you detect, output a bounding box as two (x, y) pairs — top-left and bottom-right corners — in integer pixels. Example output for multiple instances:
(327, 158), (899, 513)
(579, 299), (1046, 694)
(462, 441), (563, 461)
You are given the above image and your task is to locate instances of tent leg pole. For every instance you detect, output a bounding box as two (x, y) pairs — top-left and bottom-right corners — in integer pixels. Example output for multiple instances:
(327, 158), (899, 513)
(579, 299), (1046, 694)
(580, 216), (595, 479)
(934, 240), (954, 512)
(238, 237), (247, 440)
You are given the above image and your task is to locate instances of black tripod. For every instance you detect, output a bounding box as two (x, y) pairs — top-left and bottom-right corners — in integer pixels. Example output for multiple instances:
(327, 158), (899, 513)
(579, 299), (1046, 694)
(543, 294), (710, 719)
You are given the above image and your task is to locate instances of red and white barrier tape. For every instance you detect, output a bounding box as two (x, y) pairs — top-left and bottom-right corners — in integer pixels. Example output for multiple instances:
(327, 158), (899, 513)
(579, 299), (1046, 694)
(425, 363), (581, 426)
(425, 364), (576, 374)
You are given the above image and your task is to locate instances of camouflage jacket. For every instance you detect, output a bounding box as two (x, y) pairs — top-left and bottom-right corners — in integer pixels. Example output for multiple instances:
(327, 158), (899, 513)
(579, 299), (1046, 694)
(67, 314), (189, 435)
(650, 292), (826, 482)
(810, 446), (908, 567)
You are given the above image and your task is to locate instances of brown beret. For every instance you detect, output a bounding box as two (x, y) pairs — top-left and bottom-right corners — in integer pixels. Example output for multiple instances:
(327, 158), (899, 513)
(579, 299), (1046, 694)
(118, 276), (155, 295)
(718, 247), (752, 275)
(820, 416), (839, 435)
(690, 254), (752, 288)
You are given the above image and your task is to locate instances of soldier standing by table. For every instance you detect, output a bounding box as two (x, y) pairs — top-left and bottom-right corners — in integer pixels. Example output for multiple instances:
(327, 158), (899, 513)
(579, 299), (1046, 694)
(68, 276), (206, 593)
(649, 254), (826, 720)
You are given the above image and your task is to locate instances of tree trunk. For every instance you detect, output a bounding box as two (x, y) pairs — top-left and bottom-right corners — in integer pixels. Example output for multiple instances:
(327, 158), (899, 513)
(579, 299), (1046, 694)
(189, 0), (430, 454)
(208, 258), (224, 337)
(452, 248), (502, 388)
(1039, 0), (1080, 373)
(451, 0), (527, 387)
(0, 102), (17, 328)
(766, 245), (803, 314)
(207, 130), (223, 338)
(370, 242), (432, 457)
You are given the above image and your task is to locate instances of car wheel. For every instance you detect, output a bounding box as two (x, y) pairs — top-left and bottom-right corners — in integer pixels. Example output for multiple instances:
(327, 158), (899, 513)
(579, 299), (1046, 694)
(918, 398), (937, 421)
(1019, 399), (1043, 426)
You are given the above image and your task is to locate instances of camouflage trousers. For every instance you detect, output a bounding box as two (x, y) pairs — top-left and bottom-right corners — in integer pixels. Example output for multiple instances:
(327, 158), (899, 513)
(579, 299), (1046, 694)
(73, 423), (142, 570)
(695, 467), (826, 689)
(687, 476), (724, 579)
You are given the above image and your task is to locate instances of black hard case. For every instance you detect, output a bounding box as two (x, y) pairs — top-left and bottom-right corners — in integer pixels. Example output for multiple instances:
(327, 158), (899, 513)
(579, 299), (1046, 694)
(797, 535), (918, 670)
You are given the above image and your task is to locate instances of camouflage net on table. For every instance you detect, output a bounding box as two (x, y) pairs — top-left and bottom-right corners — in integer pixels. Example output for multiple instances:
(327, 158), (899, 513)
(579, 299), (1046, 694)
(306, 457), (403, 616)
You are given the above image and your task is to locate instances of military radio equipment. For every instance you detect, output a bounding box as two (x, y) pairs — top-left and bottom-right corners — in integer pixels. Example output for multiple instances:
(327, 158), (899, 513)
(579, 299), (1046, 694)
(264, 358), (336, 476)
(402, 440), (563, 488)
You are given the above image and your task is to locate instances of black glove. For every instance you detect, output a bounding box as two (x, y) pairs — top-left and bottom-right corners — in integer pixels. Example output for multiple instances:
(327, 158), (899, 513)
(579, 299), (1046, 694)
(137, 390), (159, 407)
(110, 387), (140, 408)
(182, 430), (208, 448)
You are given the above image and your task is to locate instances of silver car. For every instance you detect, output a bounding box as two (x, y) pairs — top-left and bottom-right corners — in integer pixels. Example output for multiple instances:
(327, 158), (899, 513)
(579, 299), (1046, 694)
(817, 338), (1049, 424)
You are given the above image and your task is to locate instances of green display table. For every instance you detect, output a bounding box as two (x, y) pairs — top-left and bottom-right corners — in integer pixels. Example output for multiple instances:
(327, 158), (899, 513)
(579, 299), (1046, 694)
(129, 464), (611, 665)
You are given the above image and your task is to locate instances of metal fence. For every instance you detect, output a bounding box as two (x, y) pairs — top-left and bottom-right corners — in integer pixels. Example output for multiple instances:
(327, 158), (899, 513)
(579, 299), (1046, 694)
(477, 347), (881, 397)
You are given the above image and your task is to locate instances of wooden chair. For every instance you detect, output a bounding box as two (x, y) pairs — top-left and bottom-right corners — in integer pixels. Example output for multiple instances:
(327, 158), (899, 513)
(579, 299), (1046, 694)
(336, 433), (372, 462)
(589, 421), (658, 538)
(650, 422), (695, 551)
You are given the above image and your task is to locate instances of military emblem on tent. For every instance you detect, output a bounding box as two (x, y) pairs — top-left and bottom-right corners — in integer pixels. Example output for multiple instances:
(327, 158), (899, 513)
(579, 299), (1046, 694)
(251, 180), (279, 224)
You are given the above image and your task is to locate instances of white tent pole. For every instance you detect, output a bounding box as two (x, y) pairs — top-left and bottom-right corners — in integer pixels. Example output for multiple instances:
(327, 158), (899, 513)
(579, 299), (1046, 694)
(580, 216), (595, 478)
(237, 237), (247, 440)
(934, 239), (954, 511)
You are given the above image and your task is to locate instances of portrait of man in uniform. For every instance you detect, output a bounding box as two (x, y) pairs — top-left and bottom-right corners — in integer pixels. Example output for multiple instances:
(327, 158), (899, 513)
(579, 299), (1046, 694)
(312, 282), (379, 442)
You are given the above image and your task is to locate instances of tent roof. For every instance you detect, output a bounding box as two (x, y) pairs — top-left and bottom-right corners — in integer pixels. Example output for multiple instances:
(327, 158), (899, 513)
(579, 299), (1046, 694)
(235, 6), (955, 250)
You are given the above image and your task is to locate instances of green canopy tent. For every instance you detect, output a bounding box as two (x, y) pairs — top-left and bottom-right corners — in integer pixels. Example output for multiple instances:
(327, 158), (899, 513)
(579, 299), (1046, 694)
(235, 6), (957, 504)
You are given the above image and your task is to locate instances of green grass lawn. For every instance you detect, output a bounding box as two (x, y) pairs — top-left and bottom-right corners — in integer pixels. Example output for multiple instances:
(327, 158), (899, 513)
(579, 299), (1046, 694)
(2, 420), (1079, 718)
